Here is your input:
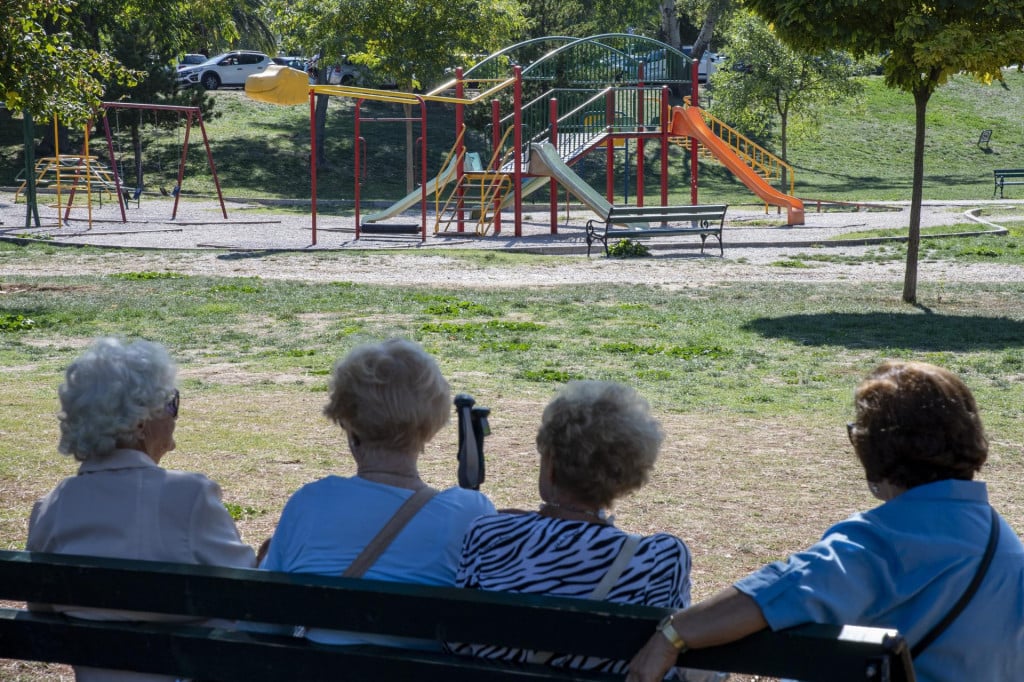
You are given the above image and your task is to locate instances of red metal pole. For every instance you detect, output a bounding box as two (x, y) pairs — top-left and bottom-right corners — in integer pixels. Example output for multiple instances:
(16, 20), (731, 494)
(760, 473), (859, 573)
(419, 96), (427, 242)
(100, 108), (128, 222)
(660, 87), (669, 207)
(548, 97), (559, 235)
(455, 68), (466, 233)
(691, 61), (699, 205)
(171, 113), (191, 219)
(605, 89), (615, 203)
(310, 89), (318, 244)
(197, 112), (228, 219)
(513, 66), (523, 237)
(354, 99), (362, 239)
(636, 86), (645, 207)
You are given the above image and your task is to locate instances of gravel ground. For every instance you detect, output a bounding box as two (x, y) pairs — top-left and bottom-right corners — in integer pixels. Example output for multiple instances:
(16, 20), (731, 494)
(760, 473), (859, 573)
(2, 190), (1023, 287)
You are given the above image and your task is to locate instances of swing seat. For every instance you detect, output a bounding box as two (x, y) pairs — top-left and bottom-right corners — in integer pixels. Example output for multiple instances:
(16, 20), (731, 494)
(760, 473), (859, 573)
(123, 186), (143, 209)
(360, 223), (421, 235)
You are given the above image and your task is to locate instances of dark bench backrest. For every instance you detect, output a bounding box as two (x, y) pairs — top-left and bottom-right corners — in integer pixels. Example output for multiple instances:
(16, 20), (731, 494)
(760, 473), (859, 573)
(0, 550), (915, 682)
(609, 204), (727, 218)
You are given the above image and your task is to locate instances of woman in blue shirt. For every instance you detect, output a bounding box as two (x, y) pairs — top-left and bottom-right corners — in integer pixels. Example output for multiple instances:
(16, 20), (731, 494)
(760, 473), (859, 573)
(259, 338), (495, 647)
(627, 360), (1024, 682)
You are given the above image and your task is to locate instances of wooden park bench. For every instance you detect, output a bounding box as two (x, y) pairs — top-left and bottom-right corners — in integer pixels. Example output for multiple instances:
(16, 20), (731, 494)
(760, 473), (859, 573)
(0, 550), (916, 681)
(585, 204), (727, 257)
(992, 168), (1024, 198)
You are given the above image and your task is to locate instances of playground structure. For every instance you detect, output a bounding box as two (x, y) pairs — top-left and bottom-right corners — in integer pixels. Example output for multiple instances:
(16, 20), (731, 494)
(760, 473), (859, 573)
(14, 103), (228, 230)
(246, 34), (805, 244)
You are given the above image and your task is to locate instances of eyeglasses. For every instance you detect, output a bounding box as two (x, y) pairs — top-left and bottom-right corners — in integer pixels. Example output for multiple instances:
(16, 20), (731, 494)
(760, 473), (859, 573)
(166, 389), (180, 418)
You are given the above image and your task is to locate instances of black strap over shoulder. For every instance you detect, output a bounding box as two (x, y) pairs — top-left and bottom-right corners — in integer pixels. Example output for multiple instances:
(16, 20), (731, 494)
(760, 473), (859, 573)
(911, 506), (1000, 658)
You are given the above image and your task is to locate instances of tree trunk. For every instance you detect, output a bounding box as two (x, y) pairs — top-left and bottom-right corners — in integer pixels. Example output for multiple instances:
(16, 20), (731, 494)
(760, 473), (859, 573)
(903, 87), (931, 304)
(691, 0), (731, 59)
(659, 0), (682, 50)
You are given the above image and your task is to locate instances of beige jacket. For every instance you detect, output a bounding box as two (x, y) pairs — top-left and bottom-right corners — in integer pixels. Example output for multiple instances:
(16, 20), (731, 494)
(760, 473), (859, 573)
(27, 448), (257, 682)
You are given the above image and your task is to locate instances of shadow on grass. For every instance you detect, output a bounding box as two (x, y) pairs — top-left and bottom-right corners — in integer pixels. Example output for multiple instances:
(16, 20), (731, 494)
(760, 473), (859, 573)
(745, 312), (1024, 351)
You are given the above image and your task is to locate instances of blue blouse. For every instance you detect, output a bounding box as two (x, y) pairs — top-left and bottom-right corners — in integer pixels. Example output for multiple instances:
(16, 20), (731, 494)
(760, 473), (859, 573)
(734, 479), (1024, 681)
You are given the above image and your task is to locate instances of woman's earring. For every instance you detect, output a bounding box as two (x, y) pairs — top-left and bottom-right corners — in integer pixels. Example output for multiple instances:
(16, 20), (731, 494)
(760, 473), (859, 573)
(869, 482), (880, 495)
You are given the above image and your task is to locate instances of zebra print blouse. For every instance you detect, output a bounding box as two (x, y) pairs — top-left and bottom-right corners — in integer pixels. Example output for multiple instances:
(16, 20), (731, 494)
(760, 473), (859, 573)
(449, 512), (718, 678)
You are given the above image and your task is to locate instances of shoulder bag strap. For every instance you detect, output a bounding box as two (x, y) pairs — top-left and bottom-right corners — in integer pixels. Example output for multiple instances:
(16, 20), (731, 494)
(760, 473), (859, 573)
(589, 534), (641, 601)
(912, 506), (1000, 658)
(529, 533), (642, 665)
(343, 486), (438, 578)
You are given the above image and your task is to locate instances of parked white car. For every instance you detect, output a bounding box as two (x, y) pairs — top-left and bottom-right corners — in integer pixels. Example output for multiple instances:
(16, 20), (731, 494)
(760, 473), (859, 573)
(640, 47), (722, 84)
(177, 51), (271, 90)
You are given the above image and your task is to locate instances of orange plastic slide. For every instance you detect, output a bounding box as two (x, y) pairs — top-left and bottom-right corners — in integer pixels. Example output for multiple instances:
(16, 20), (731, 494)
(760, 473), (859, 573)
(669, 106), (804, 225)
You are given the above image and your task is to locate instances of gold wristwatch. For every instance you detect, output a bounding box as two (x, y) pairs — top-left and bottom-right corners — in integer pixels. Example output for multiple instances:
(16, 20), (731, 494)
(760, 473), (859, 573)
(657, 614), (687, 651)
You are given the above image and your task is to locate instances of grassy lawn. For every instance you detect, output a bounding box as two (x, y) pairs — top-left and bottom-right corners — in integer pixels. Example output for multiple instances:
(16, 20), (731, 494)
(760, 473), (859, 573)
(2, 246), (1022, 585)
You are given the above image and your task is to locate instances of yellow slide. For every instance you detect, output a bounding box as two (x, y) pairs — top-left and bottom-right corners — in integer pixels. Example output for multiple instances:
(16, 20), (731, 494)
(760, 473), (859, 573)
(669, 106), (804, 225)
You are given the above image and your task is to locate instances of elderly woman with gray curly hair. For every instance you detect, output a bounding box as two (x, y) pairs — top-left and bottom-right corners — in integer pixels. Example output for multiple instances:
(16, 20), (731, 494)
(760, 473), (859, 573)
(449, 380), (726, 681)
(27, 337), (256, 682)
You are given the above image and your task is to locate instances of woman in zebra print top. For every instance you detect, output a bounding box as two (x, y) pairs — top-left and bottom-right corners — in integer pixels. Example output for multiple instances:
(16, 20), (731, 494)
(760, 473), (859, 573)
(450, 380), (726, 681)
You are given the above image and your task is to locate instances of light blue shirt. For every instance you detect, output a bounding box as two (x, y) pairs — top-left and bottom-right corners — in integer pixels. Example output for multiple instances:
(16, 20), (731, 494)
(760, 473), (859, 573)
(735, 479), (1024, 681)
(261, 475), (495, 646)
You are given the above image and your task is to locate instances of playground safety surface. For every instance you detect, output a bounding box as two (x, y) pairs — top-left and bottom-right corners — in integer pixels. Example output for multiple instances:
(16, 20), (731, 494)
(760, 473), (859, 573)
(0, 191), (1015, 257)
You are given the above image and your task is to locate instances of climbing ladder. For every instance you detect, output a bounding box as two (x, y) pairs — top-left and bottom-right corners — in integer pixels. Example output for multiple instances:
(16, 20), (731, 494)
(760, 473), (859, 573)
(14, 155), (120, 206)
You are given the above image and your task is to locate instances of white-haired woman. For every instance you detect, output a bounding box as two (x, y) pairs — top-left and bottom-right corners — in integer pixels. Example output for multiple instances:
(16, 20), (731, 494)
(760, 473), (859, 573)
(259, 338), (495, 647)
(450, 380), (725, 681)
(27, 337), (257, 682)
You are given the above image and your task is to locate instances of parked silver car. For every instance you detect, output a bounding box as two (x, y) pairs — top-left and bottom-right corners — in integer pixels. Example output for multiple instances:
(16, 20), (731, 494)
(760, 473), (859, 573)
(177, 51), (271, 90)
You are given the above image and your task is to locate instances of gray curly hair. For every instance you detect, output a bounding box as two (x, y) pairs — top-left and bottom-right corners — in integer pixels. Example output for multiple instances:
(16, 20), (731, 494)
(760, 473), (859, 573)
(58, 337), (178, 461)
(537, 380), (664, 508)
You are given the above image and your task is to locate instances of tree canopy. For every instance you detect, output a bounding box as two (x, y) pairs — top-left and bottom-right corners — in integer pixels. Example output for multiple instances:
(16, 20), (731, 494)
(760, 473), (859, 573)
(745, 0), (1024, 302)
(1, 0), (137, 124)
(710, 11), (861, 163)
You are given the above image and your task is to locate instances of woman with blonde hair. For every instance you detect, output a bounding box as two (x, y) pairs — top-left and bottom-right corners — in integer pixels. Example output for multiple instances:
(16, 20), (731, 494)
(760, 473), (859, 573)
(260, 338), (495, 646)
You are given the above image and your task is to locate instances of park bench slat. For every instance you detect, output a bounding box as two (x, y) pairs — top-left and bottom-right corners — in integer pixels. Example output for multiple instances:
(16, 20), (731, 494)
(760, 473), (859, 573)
(0, 550), (916, 682)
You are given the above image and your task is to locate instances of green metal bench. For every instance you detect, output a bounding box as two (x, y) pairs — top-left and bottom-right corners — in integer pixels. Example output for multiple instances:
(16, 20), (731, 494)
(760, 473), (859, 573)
(0, 550), (915, 681)
(585, 204), (727, 257)
(993, 168), (1024, 198)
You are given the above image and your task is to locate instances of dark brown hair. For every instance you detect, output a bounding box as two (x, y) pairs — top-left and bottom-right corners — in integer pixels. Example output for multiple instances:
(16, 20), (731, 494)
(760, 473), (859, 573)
(849, 361), (987, 489)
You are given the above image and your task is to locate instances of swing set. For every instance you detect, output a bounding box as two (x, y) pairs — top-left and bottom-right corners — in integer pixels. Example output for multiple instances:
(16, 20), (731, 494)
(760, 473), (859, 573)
(100, 102), (228, 221)
(17, 102), (229, 229)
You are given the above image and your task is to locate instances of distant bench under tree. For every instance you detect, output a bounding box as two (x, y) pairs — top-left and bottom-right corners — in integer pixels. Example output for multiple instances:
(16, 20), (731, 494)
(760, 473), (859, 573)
(993, 168), (1024, 198)
(0, 550), (917, 682)
(585, 204), (728, 257)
